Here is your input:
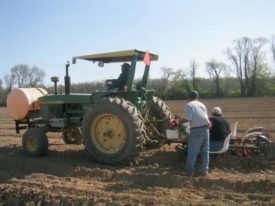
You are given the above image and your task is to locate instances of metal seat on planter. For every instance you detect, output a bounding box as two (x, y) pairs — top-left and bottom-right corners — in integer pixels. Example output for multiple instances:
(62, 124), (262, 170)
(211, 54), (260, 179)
(210, 133), (231, 154)
(210, 122), (238, 154)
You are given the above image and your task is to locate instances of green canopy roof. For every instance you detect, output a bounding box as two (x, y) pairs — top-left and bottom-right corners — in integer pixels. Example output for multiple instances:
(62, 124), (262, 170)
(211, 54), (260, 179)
(72, 49), (158, 63)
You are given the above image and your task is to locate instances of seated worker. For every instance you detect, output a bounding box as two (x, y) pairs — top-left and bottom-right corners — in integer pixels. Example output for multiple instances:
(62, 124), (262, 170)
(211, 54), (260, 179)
(106, 63), (130, 91)
(209, 107), (231, 151)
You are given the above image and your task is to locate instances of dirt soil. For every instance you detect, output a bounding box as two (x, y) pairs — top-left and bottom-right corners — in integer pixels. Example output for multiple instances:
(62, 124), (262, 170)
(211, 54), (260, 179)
(0, 97), (275, 206)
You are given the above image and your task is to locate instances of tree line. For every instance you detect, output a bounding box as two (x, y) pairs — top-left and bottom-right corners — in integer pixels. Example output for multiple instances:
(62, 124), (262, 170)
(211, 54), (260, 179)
(1, 36), (275, 106)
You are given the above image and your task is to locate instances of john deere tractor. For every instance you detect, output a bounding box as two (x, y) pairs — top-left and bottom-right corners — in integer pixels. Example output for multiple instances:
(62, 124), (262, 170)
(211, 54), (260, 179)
(12, 50), (172, 165)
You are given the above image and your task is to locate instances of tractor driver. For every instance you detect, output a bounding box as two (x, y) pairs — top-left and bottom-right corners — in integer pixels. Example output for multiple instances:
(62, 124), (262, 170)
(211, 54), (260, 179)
(106, 63), (130, 91)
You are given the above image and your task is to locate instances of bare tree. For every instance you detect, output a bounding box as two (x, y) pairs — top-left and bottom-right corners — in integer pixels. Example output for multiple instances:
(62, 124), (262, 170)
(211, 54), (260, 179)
(70, 81), (105, 93)
(0, 78), (7, 106)
(271, 35), (275, 71)
(160, 66), (174, 80)
(28, 65), (45, 87)
(5, 64), (45, 88)
(189, 59), (198, 90)
(222, 65), (231, 96)
(227, 37), (270, 96)
(4, 74), (15, 92)
(173, 69), (186, 81)
(169, 69), (188, 99)
(227, 48), (243, 95)
(149, 79), (168, 97)
(206, 59), (226, 97)
(158, 66), (174, 93)
(249, 37), (268, 95)
(0, 78), (2, 91)
(227, 37), (252, 96)
(242, 38), (253, 96)
(10, 64), (29, 87)
(0, 78), (2, 102)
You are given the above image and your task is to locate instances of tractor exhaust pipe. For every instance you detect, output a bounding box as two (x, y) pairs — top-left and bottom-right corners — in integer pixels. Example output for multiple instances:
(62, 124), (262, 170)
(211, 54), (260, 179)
(64, 61), (71, 95)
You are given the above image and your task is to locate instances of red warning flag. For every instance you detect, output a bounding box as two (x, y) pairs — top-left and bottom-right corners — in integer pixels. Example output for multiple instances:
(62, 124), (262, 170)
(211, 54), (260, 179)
(143, 50), (151, 65)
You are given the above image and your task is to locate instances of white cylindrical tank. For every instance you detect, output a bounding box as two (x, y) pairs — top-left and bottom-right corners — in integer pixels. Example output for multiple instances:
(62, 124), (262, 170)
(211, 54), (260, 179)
(7, 88), (48, 120)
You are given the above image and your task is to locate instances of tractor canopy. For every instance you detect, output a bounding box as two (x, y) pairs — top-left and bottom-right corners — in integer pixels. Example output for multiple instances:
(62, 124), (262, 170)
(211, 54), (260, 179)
(72, 49), (158, 93)
(72, 49), (158, 64)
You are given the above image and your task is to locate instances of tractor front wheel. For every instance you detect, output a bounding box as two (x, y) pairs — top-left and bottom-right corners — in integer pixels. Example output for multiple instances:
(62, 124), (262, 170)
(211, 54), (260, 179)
(62, 127), (82, 144)
(22, 128), (49, 156)
(82, 97), (145, 165)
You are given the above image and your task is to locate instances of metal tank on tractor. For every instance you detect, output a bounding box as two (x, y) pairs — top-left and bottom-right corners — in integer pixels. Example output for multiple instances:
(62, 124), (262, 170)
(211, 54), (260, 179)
(7, 49), (172, 165)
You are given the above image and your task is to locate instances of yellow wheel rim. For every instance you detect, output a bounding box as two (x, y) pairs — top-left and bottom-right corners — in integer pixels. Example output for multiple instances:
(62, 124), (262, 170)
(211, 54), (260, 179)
(26, 136), (38, 152)
(91, 113), (126, 154)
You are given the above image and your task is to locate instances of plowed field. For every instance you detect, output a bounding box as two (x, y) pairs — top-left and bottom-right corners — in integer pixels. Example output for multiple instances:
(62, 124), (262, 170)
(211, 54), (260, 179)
(0, 97), (274, 206)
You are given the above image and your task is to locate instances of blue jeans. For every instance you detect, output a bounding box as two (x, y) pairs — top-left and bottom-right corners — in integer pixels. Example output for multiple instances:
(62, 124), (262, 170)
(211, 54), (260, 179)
(186, 127), (209, 174)
(210, 141), (224, 152)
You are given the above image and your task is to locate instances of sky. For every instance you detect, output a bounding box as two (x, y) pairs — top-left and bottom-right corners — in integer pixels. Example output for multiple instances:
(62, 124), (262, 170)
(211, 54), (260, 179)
(0, 0), (274, 86)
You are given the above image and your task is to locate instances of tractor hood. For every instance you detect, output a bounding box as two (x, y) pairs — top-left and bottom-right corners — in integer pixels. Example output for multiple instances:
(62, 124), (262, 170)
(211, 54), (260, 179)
(72, 49), (158, 64)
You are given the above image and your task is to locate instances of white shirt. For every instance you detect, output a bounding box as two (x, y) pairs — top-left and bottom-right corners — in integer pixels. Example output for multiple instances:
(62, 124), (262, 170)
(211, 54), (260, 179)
(184, 100), (210, 128)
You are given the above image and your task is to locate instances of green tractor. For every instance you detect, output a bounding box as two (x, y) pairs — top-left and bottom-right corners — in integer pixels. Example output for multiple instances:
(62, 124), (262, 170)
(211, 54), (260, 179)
(15, 49), (172, 165)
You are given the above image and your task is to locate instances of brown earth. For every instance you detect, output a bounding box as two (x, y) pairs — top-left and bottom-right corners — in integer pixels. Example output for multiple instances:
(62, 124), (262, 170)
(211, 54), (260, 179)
(0, 97), (275, 206)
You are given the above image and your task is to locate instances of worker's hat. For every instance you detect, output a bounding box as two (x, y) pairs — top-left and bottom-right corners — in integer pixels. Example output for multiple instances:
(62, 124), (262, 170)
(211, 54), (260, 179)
(212, 107), (222, 115)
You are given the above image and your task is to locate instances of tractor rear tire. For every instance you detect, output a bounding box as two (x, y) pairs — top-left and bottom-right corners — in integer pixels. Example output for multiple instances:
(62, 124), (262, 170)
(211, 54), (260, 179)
(147, 96), (172, 145)
(62, 127), (82, 144)
(22, 128), (49, 156)
(82, 97), (145, 165)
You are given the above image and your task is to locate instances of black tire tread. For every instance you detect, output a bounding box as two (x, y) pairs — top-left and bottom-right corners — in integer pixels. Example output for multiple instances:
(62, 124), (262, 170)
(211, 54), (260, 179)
(146, 96), (172, 145)
(62, 127), (82, 144)
(22, 128), (48, 157)
(82, 97), (145, 165)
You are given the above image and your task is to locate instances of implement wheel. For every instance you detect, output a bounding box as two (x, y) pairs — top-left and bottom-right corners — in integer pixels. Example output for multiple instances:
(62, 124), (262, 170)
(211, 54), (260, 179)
(147, 96), (172, 145)
(22, 128), (48, 156)
(62, 127), (82, 144)
(82, 97), (145, 165)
